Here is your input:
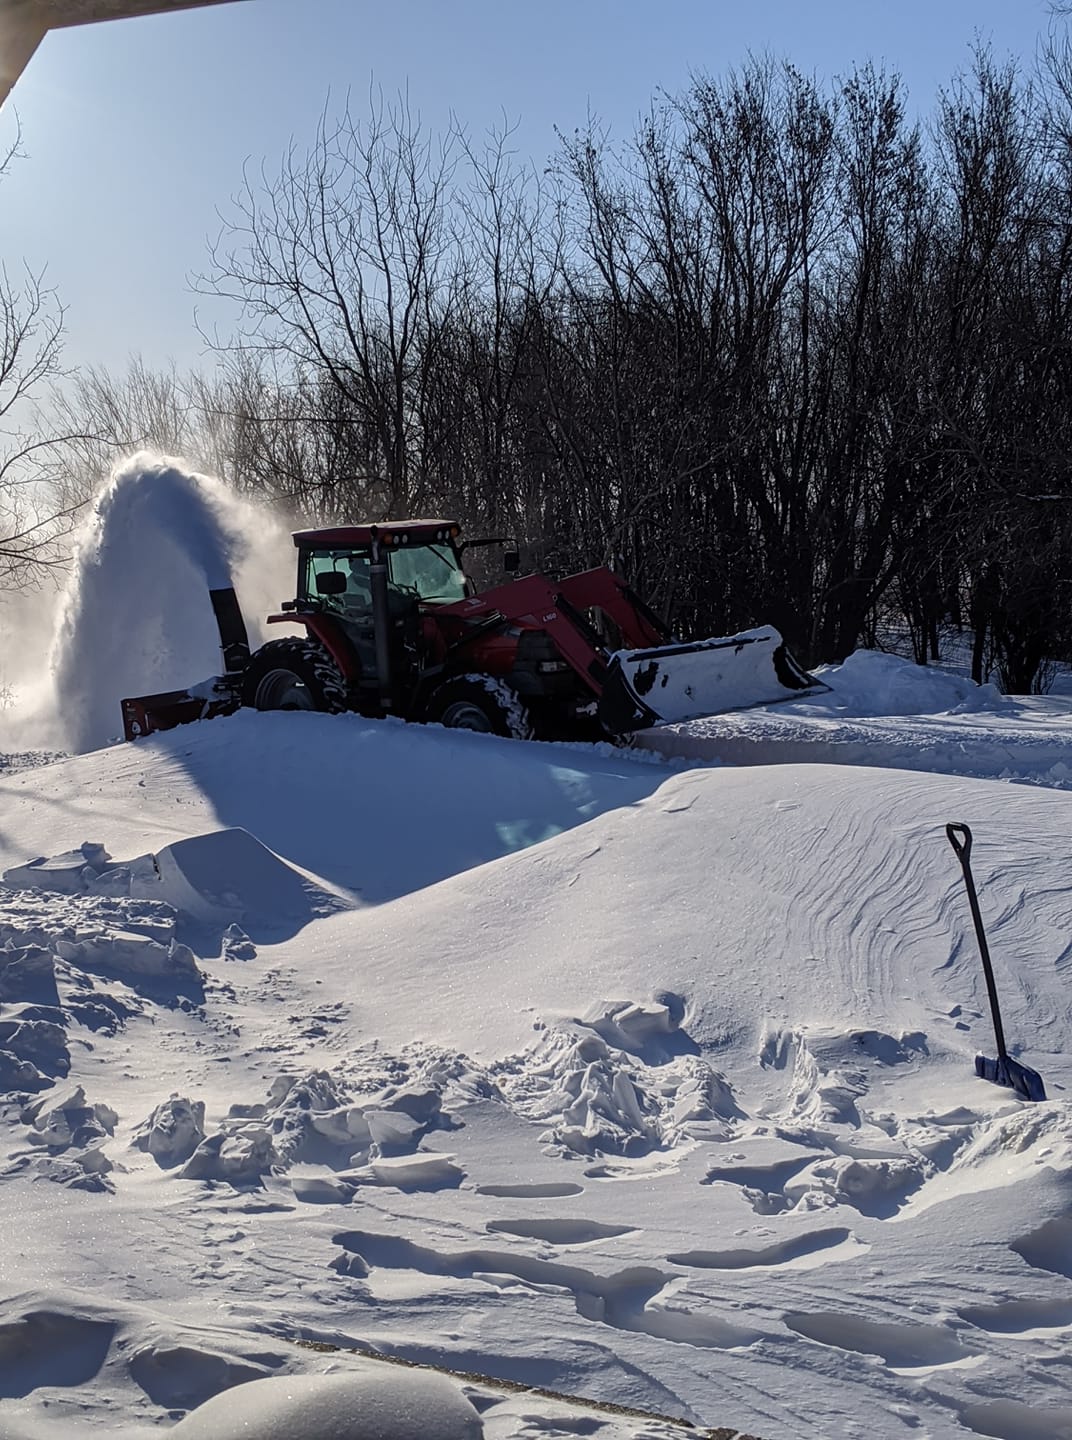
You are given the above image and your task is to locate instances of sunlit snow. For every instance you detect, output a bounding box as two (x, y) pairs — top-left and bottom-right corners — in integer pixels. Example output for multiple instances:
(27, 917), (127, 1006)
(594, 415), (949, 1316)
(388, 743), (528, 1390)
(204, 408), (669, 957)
(0, 456), (1071, 1440)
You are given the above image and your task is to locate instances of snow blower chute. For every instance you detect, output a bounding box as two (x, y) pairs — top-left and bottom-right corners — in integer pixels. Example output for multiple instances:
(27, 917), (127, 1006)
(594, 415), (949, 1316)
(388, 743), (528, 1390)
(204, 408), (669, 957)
(946, 823), (1047, 1103)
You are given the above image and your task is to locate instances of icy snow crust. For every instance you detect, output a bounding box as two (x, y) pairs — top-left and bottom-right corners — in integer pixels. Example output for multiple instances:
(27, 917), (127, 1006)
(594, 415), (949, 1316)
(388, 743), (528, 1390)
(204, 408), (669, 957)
(3, 460), (1072, 1437)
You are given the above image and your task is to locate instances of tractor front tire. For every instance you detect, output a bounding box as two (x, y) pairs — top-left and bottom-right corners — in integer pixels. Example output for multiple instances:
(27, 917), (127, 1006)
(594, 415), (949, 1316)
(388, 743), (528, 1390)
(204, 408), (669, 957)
(426, 675), (533, 740)
(241, 638), (348, 714)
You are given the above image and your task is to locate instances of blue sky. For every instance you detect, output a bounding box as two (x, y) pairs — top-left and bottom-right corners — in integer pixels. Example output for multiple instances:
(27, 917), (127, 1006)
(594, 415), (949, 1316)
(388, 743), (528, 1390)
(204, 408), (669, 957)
(0, 0), (1058, 377)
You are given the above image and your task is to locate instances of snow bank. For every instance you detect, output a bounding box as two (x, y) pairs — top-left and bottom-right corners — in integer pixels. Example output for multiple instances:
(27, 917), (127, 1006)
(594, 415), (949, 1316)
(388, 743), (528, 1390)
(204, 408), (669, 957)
(638, 648), (1072, 784)
(134, 828), (346, 930)
(809, 649), (1009, 717)
(3, 681), (1072, 1437)
(1, 827), (349, 952)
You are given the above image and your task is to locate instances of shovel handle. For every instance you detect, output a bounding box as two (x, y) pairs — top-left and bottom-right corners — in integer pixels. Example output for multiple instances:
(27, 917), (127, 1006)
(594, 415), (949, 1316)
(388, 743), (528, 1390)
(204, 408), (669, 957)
(946, 820), (1008, 1061)
(946, 822), (972, 863)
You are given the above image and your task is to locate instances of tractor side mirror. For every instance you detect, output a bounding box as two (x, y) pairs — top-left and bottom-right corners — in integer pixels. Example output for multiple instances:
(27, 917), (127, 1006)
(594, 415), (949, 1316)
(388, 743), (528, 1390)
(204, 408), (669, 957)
(503, 549), (520, 573)
(315, 570), (347, 596)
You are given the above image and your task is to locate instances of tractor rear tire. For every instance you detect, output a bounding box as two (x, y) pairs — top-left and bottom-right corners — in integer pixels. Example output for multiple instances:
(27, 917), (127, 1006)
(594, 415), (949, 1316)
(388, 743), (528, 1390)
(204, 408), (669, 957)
(426, 675), (533, 740)
(242, 638), (348, 714)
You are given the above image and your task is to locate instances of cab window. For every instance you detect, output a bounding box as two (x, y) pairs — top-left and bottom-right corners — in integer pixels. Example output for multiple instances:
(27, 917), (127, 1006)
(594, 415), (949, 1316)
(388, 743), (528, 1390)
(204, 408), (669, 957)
(388, 544), (467, 603)
(304, 550), (373, 614)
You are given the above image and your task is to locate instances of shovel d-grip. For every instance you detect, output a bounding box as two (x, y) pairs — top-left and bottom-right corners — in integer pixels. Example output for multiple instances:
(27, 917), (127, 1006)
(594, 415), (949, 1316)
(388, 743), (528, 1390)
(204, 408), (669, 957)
(946, 822), (1046, 1103)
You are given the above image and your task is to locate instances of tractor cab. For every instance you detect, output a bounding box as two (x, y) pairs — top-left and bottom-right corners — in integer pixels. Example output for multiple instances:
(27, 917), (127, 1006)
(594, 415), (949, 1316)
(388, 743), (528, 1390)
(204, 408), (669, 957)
(278, 522), (470, 701)
(293, 521), (472, 621)
(268, 521), (520, 717)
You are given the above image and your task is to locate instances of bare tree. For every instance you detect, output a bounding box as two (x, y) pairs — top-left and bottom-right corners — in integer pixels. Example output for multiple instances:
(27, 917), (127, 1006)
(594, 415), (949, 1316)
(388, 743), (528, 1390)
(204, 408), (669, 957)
(200, 92), (457, 518)
(926, 50), (1072, 689)
(178, 52), (1072, 683)
(428, 119), (558, 543)
(45, 355), (209, 514)
(0, 125), (84, 583)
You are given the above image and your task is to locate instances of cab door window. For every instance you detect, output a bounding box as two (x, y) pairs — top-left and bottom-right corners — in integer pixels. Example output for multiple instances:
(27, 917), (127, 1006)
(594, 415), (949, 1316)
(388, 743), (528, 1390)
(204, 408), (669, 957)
(304, 550), (373, 619)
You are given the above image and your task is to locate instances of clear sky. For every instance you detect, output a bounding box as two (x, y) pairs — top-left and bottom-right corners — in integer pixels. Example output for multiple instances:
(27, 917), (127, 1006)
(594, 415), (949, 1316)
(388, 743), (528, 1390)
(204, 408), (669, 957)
(0, 0), (1059, 377)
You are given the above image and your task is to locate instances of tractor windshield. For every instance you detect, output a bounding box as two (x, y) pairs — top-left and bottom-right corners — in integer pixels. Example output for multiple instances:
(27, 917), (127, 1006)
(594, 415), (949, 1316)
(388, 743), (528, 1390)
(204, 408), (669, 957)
(389, 544), (467, 604)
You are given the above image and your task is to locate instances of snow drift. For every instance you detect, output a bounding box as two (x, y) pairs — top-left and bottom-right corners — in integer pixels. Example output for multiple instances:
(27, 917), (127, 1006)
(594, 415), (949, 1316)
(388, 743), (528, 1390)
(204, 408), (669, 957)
(1, 460), (1072, 1437)
(0, 704), (1071, 1438)
(169, 1369), (484, 1439)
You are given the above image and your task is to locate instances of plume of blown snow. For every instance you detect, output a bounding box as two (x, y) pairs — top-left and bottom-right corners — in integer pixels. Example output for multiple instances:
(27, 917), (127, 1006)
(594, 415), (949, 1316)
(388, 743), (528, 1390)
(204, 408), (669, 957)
(50, 452), (296, 754)
(0, 584), (68, 752)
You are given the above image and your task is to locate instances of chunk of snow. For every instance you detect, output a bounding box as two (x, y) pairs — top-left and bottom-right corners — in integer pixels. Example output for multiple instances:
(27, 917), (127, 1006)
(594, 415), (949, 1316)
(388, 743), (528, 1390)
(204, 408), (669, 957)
(361, 1152), (465, 1189)
(55, 930), (200, 982)
(134, 1096), (206, 1167)
(179, 1127), (277, 1184)
(2, 842), (112, 894)
(168, 1368), (485, 1439)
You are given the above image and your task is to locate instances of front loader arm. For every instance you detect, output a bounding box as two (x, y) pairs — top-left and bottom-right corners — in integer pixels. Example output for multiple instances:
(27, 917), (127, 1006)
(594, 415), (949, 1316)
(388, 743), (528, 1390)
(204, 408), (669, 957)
(447, 569), (620, 700)
(553, 569), (671, 650)
(444, 563), (823, 735)
(462, 566), (671, 705)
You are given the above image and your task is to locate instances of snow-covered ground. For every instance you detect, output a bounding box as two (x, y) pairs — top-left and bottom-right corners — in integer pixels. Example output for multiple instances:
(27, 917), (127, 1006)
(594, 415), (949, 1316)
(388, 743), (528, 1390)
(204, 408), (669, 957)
(1, 459), (1071, 1439)
(639, 649), (1072, 792)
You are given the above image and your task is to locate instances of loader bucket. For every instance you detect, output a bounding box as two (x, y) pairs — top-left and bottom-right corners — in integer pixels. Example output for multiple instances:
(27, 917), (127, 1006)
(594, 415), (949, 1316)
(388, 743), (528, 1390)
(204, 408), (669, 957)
(596, 627), (825, 734)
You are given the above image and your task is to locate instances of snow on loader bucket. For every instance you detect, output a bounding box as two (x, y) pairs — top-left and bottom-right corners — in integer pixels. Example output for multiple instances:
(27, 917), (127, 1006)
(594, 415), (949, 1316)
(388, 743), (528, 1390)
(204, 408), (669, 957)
(597, 627), (823, 733)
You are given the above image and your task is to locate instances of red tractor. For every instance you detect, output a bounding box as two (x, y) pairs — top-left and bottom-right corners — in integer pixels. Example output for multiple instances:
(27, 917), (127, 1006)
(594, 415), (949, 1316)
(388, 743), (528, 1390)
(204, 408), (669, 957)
(121, 519), (820, 743)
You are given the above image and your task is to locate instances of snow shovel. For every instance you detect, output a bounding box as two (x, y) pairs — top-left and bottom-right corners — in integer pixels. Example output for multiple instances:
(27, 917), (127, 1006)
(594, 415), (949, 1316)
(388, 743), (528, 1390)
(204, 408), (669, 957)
(946, 823), (1047, 1102)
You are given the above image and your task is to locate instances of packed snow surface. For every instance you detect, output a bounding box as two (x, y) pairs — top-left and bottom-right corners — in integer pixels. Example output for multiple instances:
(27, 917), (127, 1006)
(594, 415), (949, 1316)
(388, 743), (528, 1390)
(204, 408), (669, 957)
(2, 456), (1072, 1438)
(640, 648), (1072, 790)
(1, 697), (1071, 1439)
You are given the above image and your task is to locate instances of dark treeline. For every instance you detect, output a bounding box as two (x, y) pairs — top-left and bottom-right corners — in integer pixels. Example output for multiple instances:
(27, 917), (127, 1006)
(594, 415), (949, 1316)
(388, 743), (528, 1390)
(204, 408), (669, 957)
(52, 51), (1072, 689)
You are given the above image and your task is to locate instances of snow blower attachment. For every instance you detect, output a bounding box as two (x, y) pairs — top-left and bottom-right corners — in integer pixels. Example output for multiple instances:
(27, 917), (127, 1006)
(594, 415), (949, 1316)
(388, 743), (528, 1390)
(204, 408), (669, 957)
(120, 587), (249, 739)
(946, 823), (1046, 1103)
(121, 520), (825, 744)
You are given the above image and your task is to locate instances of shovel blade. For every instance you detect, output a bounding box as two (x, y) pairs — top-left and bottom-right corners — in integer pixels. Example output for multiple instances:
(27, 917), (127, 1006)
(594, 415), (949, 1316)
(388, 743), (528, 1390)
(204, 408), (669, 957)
(975, 1053), (1047, 1102)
